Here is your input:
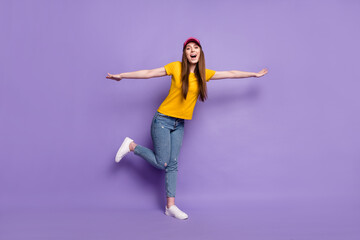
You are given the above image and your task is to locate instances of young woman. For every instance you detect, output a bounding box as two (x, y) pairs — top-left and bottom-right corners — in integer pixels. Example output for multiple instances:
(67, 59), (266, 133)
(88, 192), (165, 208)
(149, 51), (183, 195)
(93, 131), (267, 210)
(106, 37), (268, 220)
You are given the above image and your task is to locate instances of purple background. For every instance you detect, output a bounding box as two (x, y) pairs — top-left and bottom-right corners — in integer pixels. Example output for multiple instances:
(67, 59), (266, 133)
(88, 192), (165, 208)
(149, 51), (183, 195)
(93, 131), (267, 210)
(1, 0), (360, 239)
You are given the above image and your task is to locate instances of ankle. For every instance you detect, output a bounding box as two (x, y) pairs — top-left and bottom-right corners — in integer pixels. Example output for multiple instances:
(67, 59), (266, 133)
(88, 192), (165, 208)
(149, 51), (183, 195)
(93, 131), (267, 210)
(129, 141), (137, 151)
(167, 202), (175, 208)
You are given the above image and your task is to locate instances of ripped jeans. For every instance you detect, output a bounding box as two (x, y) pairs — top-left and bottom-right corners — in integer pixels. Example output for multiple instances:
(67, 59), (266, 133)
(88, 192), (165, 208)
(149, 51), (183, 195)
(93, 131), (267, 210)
(134, 112), (185, 197)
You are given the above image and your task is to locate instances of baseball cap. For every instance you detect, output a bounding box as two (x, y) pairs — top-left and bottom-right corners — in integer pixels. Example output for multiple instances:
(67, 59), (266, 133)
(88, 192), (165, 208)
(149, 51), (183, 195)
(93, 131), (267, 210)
(183, 37), (201, 49)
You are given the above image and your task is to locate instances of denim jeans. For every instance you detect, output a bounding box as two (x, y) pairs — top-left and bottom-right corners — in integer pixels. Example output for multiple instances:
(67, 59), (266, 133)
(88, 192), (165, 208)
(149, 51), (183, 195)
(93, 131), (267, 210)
(133, 112), (185, 198)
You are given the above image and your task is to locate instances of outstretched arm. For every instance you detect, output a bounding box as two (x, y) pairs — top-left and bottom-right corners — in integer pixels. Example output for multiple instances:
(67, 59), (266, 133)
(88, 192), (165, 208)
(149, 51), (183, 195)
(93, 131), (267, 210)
(210, 68), (268, 80)
(106, 67), (167, 81)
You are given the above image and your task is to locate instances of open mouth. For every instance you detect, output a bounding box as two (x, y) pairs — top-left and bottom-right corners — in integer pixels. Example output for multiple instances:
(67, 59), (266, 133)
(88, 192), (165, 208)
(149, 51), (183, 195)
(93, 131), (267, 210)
(190, 55), (197, 59)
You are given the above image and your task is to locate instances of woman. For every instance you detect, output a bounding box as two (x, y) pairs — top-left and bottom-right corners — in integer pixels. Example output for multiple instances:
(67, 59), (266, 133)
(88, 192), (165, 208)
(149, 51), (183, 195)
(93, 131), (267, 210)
(106, 37), (268, 220)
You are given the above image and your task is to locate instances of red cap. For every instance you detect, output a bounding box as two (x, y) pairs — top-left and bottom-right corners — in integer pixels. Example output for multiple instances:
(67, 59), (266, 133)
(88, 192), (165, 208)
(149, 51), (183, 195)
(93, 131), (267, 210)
(183, 37), (201, 49)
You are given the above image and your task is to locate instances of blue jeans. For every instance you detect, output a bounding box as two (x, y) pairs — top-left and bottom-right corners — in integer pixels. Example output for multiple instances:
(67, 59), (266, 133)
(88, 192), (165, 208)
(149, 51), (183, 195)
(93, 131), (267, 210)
(133, 112), (185, 198)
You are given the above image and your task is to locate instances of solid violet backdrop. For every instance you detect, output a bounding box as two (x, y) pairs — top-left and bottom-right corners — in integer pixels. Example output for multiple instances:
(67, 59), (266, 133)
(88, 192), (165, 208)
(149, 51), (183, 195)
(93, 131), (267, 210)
(1, 0), (359, 239)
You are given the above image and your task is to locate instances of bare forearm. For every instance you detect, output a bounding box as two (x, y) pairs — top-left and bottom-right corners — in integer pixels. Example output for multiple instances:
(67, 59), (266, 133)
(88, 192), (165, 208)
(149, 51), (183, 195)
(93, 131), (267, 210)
(120, 70), (151, 79)
(230, 70), (257, 78)
(107, 67), (167, 81)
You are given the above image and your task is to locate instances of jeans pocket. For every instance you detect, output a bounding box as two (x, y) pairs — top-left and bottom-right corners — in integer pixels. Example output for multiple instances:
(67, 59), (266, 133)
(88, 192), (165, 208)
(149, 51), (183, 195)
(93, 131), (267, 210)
(153, 114), (166, 126)
(157, 112), (168, 118)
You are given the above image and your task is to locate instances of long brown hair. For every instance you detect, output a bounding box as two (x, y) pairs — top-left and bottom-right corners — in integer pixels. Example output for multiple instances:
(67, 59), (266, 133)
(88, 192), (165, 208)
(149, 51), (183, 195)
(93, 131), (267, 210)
(181, 45), (208, 102)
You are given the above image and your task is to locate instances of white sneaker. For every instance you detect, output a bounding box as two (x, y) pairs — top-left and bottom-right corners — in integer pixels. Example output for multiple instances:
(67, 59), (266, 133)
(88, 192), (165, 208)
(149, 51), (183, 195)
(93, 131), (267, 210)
(165, 205), (189, 220)
(115, 137), (133, 163)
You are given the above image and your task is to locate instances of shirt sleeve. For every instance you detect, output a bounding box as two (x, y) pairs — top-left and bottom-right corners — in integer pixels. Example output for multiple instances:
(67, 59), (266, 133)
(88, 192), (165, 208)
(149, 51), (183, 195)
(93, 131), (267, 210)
(164, 61), (178, 76)
(206, 69), (216, 82)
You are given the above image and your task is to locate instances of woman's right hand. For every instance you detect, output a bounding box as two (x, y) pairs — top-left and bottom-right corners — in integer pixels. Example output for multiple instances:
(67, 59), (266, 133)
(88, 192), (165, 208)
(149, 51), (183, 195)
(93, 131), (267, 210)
(106, 73), (122, 81)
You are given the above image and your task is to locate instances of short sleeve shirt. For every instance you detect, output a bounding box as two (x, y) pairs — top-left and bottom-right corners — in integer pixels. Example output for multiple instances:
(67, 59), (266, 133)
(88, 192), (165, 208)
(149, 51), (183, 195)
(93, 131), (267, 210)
(157, 61), (216, 120)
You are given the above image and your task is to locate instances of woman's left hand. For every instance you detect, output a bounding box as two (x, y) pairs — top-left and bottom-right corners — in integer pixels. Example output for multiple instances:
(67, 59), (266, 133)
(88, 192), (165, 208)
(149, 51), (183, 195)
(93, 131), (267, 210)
(255, 68), (268, 78)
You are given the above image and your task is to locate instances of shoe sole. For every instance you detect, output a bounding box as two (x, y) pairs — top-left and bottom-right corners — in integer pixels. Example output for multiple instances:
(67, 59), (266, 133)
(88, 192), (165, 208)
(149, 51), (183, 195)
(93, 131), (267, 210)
(115, 138), (132, 163)
(165, 210), (188, 220)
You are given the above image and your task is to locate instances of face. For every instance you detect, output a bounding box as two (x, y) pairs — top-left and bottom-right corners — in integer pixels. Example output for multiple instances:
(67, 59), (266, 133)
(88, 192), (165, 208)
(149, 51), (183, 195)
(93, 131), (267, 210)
(185, 42), (201, 64)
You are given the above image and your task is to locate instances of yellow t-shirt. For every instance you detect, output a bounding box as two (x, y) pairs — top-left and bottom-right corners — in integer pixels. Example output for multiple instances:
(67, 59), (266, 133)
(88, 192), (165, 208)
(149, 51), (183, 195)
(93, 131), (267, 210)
(157, 61), (216, 120)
